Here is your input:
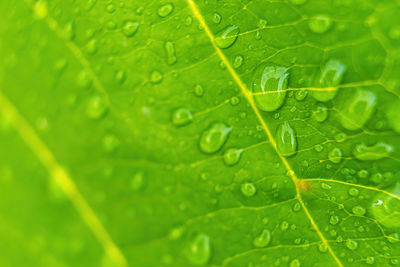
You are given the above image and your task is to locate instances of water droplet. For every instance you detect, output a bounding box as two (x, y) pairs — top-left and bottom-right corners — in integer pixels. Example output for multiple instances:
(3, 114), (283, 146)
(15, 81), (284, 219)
(318, 243), (328, 253)
(309, 15), (332, 34)
(215, 25), (240, 49)
(86, 39), (98, 55)
(358, 169), (369, 178)
(348, 188), (359, 197)
(352, 205), (366, 216)
(345, 239), (358, 250)
(194, 84), (204, 97)
(185, 16), (193, 26)
(33, 0), (48, 19)
(365, 256), (375, 265)
(371, 183), (400, 228)
(253, 229), (271, 248)
(329, 215), (340, 225)
(312, 59), (346, 102)
(295, 89), (308, 101)
(212, 12), (222, 24)
(233, 55), (244, 69)
(185, 234), (211, 265)
(314, 104), (328, 122)
(292, 202), (301, 212)
(86, 95), (108, 119)
(241, 182), (256, 197)
(106, 4), (116, 13)
(290, 259), (300, 267)
(165, 41), (177, 65)
(199, 122), (231, 154)
(230, 96), (240, 106)
(223, 148), (242, 166)
(386, 99), (400, 133)
(321, 182), (332, 190)
(339, 89), (377, 131)
(172, 108), (192, 126)
(251, 65), (289, 112)
(314, 144), (324, 152)
(158, 3), (174, 18)
(334, 132), (347, 143)
(276, 121), (297, 157)
(328, 147), (342, 164)
(150, 70), (163, 84)
(353, 142), (393, 161)
(64, 21), (75, 40)
(122, 21), (139, 37)
(280, 221), (289, 231)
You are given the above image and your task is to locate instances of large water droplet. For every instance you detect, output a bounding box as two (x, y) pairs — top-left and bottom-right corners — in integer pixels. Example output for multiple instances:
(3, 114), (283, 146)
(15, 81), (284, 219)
(312, 59), (346, 102)
(199, 122), (231, 154)
(253, 229), (271, 248)
(215, 25), (239, 49)
(172, 108), (192, 126)
(251, 65), (289, 112)
(371, 183), (400, 228)
(339, 89), (377, 130)
(314, 103), (328, 122)
(309, 15), (332, 34)
(276, 121), (297, 157)
(185, 234), (211, 265)
(353, 142), (393, 161)
(345, 239), (358, 250)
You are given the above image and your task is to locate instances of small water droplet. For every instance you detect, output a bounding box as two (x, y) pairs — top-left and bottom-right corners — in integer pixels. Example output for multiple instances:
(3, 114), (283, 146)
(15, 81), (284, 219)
(223, 148), (242, 166)
(318, 243), (328, 253)
(276, 122), (297, 157)
(329, 215), (340, 225)
(212, 12), (222, 24)
(348, 188), (359, 197)
(386, 99), (400, 133)
(365, 256), (375, 265)
(165, 41), (177, 65)
(352, 205), (366, 216)
(295, 89), (308, 101)
(158, 3), (174, 18)
(312, 59), (346, 102)
(353, 142), (393, 161)
(172, 108), (192, 126)
(131, 172), (145, 191)
(86, 95), (108, 119)
(309, 15), (332, 34)
(199, 122), (231, 154)
(321, 182), (331, 190)
(185, 234), (211, 265)
(103, 134), (119, 153)
(122, 21), (139, 37)
(328, 147), (342, 164)
(339, 89), (377, 130)
(215, 25), (240, 49)
(241, 182), (256, 197)
(194, 84), (204, 97)
(345, 239), (358, 250)
(252, 65), (289, 112)
(253, 229), (271, 248)
(86, 39), (98, 55)
(233, 55), (244, 69)
(150, 70), (163, 84)
(64, 21), (75, 40)
(371, 183), (400, 228)
(314, 104), (328, 122)
(290, 259), (300, 267)
(334, 132), (347, 143)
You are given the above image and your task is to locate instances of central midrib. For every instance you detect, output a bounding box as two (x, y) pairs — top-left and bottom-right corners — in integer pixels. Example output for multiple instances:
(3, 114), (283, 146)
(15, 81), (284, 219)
(185, 0), (343, 266)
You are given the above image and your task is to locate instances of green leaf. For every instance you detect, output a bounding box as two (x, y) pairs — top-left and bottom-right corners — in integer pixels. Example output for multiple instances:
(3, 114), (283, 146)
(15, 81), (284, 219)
(1, 0), (400, 266)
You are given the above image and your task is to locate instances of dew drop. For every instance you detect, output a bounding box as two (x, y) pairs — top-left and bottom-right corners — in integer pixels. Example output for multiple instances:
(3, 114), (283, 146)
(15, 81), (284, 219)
(309, 15), (332, 34)
(314, 104), (328, 122)
(365, 256), (375, 265)
(348, 188), (359, 197)
(185, 234), (211, 265)
(353, 142), (393, 161)
(276, 121), (297, 157)
(194, 84), (204, 97)
(328, 147), (342, 164)
(223, 148), (242, 166)
(165, 41), (177, 65)
(64, 21), (75, 40)
(158, 3), (174, 18)
(131, 172), (145, 191)
(86, 39), (98, 55)
(212, 13), (222, 24)
(329, 215), (340, 225)
(199, 122), (231, 154)
(150, 70), (163, 84)
(371, 183), (400, 228)
(251, 65), (289, 112)
(86, 95), (108, 119)
(339, 89), (377, 131)
(122, 21), (139, 38)
(295, 89), (308, 101)
(312, 59), (346, 102)
(253, 229), (271, 248)
(233, 55), (244, 69)
(318, 243), (328, 253)
(334, 132), (347, 143)
(290, 259), (300, 267)
(215, 25), (240, 49)
(345, 239), (358, 250)
(103, 134), (119, 153)
(352, 205), (366, 216)
(172, 108), (192, 126)
(241, 182), (256, 197)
